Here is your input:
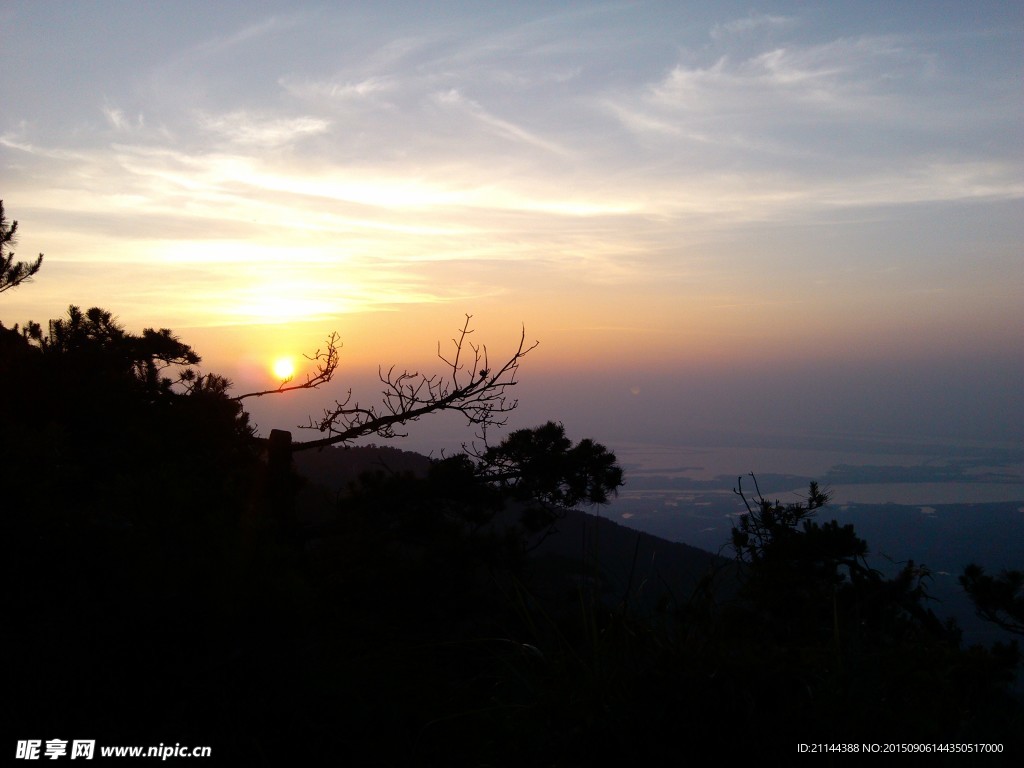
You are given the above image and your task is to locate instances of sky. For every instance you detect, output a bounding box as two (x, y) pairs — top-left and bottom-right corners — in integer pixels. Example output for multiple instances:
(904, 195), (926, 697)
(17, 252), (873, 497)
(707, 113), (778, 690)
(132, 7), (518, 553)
(2, 1), (1022, 453)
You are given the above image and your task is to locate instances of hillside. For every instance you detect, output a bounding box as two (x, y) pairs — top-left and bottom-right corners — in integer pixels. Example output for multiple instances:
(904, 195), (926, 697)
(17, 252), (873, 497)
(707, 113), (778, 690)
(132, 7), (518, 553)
(293, 443), (732, 614)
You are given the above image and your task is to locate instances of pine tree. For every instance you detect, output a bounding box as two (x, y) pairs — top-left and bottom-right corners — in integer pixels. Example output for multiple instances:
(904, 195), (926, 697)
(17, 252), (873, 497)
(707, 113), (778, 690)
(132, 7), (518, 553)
(0, 200), (44, 293)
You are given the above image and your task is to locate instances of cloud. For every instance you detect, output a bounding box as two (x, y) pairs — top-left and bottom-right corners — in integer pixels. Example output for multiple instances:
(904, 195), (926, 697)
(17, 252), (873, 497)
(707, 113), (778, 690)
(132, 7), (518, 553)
(103, 106), (145, 132)
(197, 111), (330, 148)
(432, 88), (568, 155)
(710, 12), (793, 41)
(589, 25), (1024, 217)
(0, 134), (39, 154)
(644, 36), (921, 115)
(281, 75), (397, 101)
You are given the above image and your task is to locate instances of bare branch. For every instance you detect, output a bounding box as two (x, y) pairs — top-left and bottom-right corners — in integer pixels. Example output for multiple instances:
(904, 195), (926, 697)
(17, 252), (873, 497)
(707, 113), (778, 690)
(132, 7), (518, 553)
(292, 315), (537, 452)
(233, 332), (341, 401)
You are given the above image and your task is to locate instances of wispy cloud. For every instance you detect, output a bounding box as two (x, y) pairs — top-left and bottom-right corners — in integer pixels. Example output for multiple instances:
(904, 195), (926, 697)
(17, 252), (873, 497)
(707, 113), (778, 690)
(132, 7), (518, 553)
(644, 35), (926, 115)
(710, 12), (794, 40)
(280, 75), (397, 101)
(198, 111), (330, 148)
(103, 106), (145, 132)
(433, 88), (569, 155)
(592, 24), (1023, 217)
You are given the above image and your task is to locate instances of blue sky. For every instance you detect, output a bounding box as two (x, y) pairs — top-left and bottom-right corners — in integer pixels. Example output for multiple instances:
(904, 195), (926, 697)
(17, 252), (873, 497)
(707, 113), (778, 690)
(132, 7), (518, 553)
(2, 1), (1021, 448)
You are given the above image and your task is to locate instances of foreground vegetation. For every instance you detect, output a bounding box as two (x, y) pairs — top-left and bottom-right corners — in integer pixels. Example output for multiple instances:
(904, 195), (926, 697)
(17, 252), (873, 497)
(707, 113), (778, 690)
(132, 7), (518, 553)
(4, 203), (1021, 764)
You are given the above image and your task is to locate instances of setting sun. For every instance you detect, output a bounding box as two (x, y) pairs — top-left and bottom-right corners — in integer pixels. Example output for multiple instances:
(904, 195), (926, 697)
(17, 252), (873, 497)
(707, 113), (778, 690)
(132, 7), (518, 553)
(272, 357), (296, 381)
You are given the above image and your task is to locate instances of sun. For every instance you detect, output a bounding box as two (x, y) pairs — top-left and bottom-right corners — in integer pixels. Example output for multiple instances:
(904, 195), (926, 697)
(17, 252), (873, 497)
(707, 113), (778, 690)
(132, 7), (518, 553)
(272, 357), (296, 381)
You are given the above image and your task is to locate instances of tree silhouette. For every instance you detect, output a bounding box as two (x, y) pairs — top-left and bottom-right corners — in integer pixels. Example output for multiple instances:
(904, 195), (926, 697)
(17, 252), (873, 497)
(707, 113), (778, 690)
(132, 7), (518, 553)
(0, 200), (43, 293)
(291, 314), (537, 451)
(719, 474), (1021, 742)
(320, 422), (624, 590)
(1, 303), (257, 522)
(473, 420), (624, 540)
(4, 301), (263, 749)
(961, 564), (1024, 636)
(224, 313), (539, 461)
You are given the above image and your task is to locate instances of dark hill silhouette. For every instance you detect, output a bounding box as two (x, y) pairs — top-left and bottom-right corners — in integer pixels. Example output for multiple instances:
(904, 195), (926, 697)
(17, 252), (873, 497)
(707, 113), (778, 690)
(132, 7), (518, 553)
(529, 501), (733, 611)
(292, 442), (730, 614)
